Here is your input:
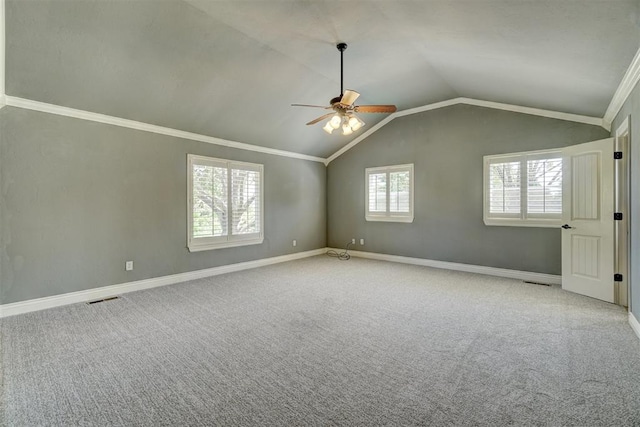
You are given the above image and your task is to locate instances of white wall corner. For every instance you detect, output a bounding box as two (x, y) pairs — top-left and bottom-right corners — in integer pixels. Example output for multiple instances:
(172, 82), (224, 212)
(604, 46), (640, 125)
(325, 114), (396, 165)
(629, 312), (640, 343)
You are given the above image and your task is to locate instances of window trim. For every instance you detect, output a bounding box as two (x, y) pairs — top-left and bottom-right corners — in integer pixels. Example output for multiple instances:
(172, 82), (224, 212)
(187, 154), (264, 252)
(365, 163), (414, 223)
(483, 149), (562, 228)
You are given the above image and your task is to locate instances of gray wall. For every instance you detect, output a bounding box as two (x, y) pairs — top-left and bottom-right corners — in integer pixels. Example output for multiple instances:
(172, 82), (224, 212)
(327, 104), (609, 274)
(0, 107), (326, 304)
(612, 81), (639, 323)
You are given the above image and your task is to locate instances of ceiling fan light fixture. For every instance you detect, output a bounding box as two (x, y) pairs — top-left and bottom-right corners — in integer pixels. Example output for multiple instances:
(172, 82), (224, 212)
(330, 115), (342, 129)
(348, 115), (364, 131)
(292, 42), (396, 137)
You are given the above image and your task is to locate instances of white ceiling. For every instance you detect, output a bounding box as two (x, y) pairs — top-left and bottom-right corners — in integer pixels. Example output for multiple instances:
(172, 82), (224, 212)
(5, 0), (640, 158)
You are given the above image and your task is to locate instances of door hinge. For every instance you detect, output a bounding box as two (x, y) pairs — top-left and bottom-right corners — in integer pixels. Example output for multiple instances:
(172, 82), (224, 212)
(614, 151), (623, 159)
(614, 212), (623, 221)
(614, 274), (623, 282)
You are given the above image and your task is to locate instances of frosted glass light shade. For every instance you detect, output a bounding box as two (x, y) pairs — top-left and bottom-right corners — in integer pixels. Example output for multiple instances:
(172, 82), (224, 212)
(348, 115), (364, 131)
(329, 115), (342, 129)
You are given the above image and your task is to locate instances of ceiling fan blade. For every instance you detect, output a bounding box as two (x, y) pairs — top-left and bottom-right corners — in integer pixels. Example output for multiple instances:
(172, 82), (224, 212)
(306, 113), (335, 126)
(340, 90), (360, 106)
(291, 103), (332, 109)
(354, 105), (397, 113)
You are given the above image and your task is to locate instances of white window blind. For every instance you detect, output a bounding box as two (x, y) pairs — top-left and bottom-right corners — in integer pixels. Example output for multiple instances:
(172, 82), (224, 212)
(484, 150), (562, 227)
(188, 155), (263, 251)
(231, 168), (261, 236)
(192, 164), (228, 238)
(365, 164), (414, 223)
(390, 171), (411, 213)
(527, 157), (562, 215)
(368, 173), (387, 213)
(489, 161), (521, 216)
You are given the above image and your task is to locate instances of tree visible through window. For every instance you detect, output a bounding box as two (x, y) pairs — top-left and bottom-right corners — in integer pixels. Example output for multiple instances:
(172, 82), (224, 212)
(527, 158), (562, 214)
(366, 164), (414, 223)
(484, 150), (562, 227)
(489, 161), (521, 215)
(188, 155), (263, 251)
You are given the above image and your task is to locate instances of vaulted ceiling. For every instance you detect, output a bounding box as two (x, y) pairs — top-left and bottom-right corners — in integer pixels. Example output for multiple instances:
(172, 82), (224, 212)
(5, 0), (640, 158)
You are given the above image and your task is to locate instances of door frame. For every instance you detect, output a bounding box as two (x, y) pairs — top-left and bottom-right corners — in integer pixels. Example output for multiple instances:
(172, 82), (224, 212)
(615, 117), (631, 309)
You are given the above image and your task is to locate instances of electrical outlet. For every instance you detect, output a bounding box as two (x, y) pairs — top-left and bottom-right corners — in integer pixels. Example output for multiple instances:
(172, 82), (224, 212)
(292, 240), (297, 247)
(125, 261), (134, 271)
(351, 238), (356, 244)
(360, 238), (365, 245)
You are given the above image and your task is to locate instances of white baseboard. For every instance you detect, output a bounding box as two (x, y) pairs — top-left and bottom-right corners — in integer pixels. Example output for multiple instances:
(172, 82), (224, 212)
(336, 249), (562, 285)
(0, 248), (326, 318)
(629, 312), (640, 342)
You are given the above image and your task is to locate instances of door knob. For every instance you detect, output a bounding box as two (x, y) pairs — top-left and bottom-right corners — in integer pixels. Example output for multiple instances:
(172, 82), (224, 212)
(561, 224), (573, 229)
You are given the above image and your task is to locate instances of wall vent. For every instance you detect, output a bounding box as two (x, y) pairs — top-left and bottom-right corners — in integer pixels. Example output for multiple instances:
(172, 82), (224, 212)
(86, 296), (120, 305)
(523, 280), (551, 287)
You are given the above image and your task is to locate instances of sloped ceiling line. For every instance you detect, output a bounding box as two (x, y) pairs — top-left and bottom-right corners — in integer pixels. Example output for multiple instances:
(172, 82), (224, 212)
(324, 97), (607, 165)
(3, 93), (611, 166)
(1, 0), (637, 164)
(185, 0), (341, 86)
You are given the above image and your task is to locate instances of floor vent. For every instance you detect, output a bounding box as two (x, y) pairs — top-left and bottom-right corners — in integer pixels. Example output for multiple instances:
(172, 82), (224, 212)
(523, 280), (551, 287)
(86, 296), (120, 305)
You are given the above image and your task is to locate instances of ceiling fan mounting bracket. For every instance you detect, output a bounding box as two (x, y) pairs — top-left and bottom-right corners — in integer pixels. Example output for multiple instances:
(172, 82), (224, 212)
(336, 42), (347, 52)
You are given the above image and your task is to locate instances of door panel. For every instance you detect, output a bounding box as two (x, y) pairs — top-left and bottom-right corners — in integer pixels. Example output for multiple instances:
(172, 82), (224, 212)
(570, 235), (599, 278)
(562, 138), (614, 302)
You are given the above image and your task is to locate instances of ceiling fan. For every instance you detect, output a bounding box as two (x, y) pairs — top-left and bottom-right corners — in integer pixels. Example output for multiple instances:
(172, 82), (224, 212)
(292, 43), (397, 135)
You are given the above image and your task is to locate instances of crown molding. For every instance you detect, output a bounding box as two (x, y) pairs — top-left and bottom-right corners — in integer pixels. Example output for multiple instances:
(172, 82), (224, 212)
(4, 96), (327, 163)
(458, 98), (607, 129)
(326, 97), (606, 165)
(3, 94), (610, 167)
(604, 46), (640, 126)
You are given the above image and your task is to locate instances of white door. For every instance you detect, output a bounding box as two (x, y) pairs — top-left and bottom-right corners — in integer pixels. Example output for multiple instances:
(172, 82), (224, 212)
(561, 138), (614, 302)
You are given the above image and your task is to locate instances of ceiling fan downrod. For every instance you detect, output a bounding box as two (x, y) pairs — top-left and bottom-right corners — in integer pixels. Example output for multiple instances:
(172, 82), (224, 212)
(337, 42), (347, 97)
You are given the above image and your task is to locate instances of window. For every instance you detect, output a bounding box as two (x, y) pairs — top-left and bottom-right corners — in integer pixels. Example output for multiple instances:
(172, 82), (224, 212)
(365, 164), (414, 222)
(484, 149), (562, 227)
(188, 154), (263, 251)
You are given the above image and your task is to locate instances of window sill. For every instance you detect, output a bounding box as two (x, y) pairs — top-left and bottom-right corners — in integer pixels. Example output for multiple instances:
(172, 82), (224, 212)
(366, 215), (414, 223)
(483, 218), (561, 228)
(188, 237), (264, 252)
